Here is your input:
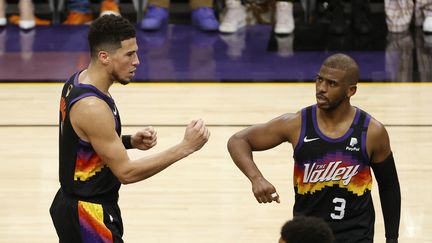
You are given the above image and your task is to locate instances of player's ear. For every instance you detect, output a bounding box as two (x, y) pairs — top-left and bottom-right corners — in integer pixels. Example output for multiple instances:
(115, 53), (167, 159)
(98, 51), (110, 65)
(347, 84), (357, 98)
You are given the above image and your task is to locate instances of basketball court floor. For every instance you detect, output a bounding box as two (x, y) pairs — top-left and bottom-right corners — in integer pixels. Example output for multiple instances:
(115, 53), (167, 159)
(0, 7), (431, 242)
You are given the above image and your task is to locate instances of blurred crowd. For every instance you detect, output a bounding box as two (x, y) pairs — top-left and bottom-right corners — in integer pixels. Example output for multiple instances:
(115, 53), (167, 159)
(0, 0), (431, 34)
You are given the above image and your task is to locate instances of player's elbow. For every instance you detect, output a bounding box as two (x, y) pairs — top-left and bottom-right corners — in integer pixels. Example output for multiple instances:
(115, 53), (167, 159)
(227, 134), (241, 150)
(118, 176), (133, 185)
(117, 174), (133, 185)
(228, 132), (249, 149)
(117, 167), (154, 185)
(116, 168), (137, 185)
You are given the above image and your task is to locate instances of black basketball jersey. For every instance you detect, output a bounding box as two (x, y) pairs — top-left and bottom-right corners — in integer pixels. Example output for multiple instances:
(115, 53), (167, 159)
(293, 105), (375, 243)
(58, 72), (121, 203)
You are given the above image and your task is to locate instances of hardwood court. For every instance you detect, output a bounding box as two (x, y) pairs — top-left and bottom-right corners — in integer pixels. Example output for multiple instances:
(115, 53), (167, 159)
(0, 83), (431, 243)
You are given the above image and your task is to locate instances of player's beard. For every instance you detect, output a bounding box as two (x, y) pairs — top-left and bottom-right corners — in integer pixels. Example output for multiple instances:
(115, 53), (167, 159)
(113, 72), (131, 85)
(118, 79), (130, 85)
(318, 94), (347, 111)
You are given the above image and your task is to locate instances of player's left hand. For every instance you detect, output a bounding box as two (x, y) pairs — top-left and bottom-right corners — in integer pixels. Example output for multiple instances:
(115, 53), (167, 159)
(131, 126), (157, 150)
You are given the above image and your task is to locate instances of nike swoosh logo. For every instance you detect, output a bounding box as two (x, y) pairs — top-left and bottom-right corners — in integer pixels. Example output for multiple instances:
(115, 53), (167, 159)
(303, 136), (320, 143)
(113, 106), (117, 116)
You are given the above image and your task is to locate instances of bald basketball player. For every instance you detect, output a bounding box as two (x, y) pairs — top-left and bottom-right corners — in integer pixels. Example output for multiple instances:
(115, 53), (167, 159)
(228, 53), (401, 243)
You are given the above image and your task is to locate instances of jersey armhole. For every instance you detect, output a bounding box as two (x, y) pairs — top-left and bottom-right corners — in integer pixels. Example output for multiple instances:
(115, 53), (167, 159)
(68, 93), (100, 111)
(361, 113), (372, 163)
(293, 107), (307, 155)
(67, 93), (102, 144)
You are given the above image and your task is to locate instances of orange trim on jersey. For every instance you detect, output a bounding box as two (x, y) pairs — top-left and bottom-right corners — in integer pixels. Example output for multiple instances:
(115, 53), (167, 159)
(60, 97), (66, 122)
(74, 151), (105, 181)
(78, 201), (113, 242)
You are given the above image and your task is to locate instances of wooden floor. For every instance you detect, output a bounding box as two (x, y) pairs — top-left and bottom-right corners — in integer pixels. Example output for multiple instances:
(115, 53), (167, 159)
(0, 83), (431, 243)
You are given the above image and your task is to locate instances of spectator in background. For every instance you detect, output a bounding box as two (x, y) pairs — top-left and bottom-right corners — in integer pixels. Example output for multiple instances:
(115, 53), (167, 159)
(219, 0), (294, 35)
(0, 0), (50, 30)
(385, 0), (432, 33)
(63, 0), (121, 25)
(140, 0), (219, 31)
(326, 0), (372, 34)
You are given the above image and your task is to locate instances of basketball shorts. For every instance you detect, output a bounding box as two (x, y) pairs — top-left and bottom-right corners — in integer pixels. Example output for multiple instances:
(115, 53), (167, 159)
(49, 189), (123, 243)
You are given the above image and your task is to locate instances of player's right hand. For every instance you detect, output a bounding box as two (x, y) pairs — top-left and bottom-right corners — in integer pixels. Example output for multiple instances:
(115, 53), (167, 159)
(182, 119), (210, 154)
(251, 176), (280, 204)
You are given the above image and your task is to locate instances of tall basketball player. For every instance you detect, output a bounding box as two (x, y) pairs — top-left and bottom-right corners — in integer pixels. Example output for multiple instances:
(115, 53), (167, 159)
(49, 15), (210, 242)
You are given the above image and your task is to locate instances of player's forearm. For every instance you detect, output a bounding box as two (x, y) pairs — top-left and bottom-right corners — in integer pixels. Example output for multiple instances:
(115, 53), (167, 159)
(380, 185), (401, 241)
(120, 142), (191, 184)
(371, 153), (401, 240)
(227, 136), (264, 182)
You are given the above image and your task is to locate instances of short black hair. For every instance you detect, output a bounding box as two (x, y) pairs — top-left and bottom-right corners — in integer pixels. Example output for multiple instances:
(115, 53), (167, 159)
(88, 15), (136, 59)
(280, 216), (334, 243)
(322, 53), (359, 85)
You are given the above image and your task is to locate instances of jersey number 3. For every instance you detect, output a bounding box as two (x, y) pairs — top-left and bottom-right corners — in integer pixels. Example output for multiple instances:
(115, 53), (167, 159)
(331, 197), (346, 220)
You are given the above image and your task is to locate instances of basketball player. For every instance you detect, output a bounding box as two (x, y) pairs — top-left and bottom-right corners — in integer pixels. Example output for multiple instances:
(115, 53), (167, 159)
(227, 53), (401, 243)
(279, 216), (334, 243)
(49, 15), (210, 242)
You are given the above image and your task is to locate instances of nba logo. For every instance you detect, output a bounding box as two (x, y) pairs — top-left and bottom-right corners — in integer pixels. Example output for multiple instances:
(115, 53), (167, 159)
(349, 137), (358, 147)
